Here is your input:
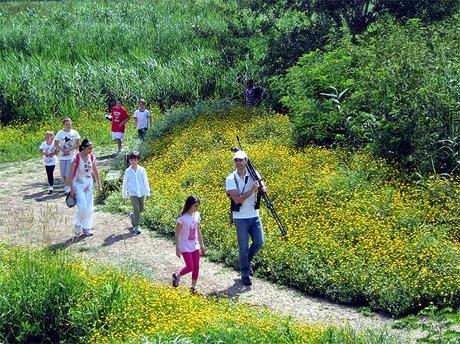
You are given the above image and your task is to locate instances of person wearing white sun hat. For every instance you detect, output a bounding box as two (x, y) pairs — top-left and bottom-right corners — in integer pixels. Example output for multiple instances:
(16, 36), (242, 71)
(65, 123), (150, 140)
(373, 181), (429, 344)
(225, 150), (266, 286)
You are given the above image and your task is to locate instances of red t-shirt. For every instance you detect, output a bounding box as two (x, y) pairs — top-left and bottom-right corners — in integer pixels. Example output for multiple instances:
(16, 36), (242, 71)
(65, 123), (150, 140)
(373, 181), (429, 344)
(111, 106), (129, 133)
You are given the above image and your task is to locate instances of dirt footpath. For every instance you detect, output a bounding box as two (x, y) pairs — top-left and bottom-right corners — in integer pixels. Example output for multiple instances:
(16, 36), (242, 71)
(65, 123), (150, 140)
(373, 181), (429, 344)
(0, 153), (423, 342)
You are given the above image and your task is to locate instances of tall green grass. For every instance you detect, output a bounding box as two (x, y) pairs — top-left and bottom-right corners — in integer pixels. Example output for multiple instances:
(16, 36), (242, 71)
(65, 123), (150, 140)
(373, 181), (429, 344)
(0, 0), (266, 123)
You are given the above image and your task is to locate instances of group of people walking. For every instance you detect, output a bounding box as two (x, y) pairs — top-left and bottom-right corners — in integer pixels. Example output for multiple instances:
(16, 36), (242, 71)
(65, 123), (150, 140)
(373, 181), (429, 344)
(39, 117), (102, 236)
(39, 82), (266, 291)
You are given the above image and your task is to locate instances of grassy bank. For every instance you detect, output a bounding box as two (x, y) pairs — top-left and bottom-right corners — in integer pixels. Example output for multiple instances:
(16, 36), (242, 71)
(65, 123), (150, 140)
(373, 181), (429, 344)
(0, 244), (401, 344)
(0, 111), (139, 163)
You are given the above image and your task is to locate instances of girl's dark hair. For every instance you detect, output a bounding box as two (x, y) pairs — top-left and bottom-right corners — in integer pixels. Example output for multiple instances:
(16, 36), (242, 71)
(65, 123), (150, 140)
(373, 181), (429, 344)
(181, 195), (200, 215)
(79, 138), (93, 152)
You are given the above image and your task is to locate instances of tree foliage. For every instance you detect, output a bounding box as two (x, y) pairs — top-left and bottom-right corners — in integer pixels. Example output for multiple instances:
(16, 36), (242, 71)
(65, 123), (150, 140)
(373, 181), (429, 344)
(272, 15), (460, 175)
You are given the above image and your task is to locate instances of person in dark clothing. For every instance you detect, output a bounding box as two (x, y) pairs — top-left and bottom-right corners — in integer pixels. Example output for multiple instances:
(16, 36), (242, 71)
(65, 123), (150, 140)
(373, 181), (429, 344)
(244, 79), (264, 107)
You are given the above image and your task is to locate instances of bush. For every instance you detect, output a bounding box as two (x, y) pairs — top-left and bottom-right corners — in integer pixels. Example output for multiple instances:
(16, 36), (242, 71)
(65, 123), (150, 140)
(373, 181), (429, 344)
(273, 15), (460, 175)
(0, 246), (86, 343)
(270, 46), (355, 146)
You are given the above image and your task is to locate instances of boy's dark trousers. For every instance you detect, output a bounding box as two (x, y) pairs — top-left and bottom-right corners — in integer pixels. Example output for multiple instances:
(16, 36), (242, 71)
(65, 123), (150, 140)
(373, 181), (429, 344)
(138, 128), (147, 140)
(130, 196), (145, 226)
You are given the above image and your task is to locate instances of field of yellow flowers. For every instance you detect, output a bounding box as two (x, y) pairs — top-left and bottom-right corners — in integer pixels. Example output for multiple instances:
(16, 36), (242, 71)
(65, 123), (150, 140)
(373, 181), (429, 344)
(0, 245), (399, 344)
(138, 108), (460, 316)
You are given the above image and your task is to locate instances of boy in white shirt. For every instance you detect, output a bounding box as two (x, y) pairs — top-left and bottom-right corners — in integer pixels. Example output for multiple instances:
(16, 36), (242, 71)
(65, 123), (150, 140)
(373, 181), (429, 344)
(54, 118), (81, 193)
(133, 99), (151, 141)
(122, 151), (151, 234)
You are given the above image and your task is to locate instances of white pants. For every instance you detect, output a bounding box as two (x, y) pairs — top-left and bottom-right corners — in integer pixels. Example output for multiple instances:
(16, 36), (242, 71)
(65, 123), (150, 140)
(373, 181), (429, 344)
(73, 179), (94, 230)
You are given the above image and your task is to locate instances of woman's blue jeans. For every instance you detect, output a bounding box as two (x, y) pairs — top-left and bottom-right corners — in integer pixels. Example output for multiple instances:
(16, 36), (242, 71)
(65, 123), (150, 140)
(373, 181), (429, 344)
(234, 217), (264, 277)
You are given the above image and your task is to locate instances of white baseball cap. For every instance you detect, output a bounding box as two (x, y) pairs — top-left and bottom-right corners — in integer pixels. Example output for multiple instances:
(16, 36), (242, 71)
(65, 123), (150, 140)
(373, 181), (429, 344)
(233, 150), (248, 160)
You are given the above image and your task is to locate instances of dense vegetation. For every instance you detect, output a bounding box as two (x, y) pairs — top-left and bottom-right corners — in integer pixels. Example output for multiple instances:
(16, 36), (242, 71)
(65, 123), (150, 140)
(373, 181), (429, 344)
(1, 0), (460, 173)
(0, 0), (262, 123)
(272, 15), (460, 174)
(102, 107), (460, 317)
(1, 1), (460, 342)
(0, 245), (402, 344)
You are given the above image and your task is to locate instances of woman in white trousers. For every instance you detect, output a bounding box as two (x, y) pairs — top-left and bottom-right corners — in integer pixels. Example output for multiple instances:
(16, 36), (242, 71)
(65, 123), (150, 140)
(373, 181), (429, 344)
(67, 139), (102, 236)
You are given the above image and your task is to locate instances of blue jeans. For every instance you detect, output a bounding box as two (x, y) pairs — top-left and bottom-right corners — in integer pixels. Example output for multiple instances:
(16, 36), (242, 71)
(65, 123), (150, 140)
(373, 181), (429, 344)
(234, 217), (264, 277)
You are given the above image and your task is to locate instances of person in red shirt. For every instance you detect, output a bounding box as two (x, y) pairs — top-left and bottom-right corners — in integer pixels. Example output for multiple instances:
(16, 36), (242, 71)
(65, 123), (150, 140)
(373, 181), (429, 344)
(110, 98), (130, 154)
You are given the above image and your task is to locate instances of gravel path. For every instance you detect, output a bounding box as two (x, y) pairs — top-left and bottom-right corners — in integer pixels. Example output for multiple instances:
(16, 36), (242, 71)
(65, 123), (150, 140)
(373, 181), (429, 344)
(0, 153), (424, 342)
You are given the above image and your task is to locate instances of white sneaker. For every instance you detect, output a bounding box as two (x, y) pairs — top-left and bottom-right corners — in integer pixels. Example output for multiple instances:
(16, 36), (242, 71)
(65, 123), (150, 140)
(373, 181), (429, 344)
(48, 186), (53, 194)
(74, 225), (82, 237)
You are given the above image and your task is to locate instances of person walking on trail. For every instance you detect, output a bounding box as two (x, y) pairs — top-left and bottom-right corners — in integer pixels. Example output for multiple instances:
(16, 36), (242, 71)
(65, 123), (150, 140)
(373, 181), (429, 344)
(244, 79), (265, 107)
(67, 139), (102, 237)
(133, 99), (152, 141)
(225, 150), (265, 286)
(109, 97), (129, 154)
(39, 131), (57, 194)
(54, 118), (81, 194)
(122, 151), (151, 235)
(172, 195), (206, 293)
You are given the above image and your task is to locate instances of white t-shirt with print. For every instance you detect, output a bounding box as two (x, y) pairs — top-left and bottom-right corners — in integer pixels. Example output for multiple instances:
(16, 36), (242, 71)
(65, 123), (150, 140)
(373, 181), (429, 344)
(225, 170), (259, 219)
(39, 141), (57, 166)
(55, 129), (80, 161)
(133, 109), (151, 129)
(177, 212), (201, 253)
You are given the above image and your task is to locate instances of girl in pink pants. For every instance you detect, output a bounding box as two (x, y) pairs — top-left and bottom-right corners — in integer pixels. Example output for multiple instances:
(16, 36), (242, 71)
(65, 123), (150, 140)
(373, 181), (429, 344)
(172, 195), (206, 293)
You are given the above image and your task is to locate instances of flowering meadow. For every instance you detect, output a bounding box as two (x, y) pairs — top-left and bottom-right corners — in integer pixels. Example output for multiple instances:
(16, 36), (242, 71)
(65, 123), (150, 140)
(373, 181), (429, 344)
(129, 108), (460, 316)
(0, 245), (401, 344)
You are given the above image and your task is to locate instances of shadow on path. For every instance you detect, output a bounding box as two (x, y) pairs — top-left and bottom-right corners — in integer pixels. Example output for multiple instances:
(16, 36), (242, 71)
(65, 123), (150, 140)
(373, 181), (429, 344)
(48, 235), (88, 251)
(207, 279), (251, 299)
(101, 230), (138, 247)
(23, 190), (66, 202)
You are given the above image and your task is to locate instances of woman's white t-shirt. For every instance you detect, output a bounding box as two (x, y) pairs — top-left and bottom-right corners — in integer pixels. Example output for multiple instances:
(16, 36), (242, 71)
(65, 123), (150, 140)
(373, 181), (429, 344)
(55, 129), (80, 160)
(177, 212), (201, 253)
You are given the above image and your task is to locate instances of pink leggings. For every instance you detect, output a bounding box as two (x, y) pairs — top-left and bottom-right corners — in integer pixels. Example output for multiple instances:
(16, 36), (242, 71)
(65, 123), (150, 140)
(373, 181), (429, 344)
(179, 249), (200, 281)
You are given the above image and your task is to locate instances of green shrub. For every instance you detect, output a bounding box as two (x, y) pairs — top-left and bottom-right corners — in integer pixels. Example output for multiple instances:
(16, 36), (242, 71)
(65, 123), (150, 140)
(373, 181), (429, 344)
(273, 15), (460, 175)
(270, 45), (355, 146)
(0, 246), (85, 343)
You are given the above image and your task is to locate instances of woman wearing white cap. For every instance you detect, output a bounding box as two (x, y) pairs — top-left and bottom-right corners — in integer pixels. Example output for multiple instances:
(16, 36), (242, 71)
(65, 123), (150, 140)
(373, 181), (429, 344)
(225, 150), (265, 286)
(66, 139), (102, 237)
